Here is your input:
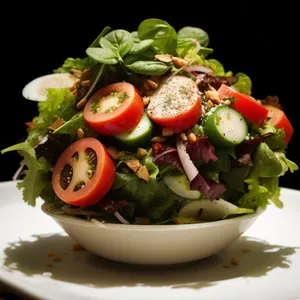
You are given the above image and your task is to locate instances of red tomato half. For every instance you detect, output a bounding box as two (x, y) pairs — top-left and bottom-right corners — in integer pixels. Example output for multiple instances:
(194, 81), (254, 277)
(52, 138), (115, 206)
(263, 104), (294, 144)
(218, 84), (269, 125)
(84, 82), (144, 135)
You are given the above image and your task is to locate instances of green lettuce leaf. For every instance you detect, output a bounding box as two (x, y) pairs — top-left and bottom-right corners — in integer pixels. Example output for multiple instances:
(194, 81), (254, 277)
(231, 72), (252, 95)
(54, 57), (95, 73)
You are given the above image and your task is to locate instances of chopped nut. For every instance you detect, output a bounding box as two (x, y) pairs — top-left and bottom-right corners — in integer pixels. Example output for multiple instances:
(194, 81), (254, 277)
(205, 90), (221, 104)
(47, 252), (54, 258)
(172, 56), (188, 67)
(143, 82), (150, 91)
(80, 68), (93, 82)
(135, 217), (150, 225)
(180, 133), (187, 141)
(206, 100), (214, 109)
(53, 256), (62, 262)
(137, 147), (148, 158)
(222, 265), (232, 269)
(151, 136), (168, 143)
(76, 97), (87, 109)
(136, 165), (150, 182)
(188, 132), (197, 143)
(81, 80), (91, 88)
(241, 248), (250, 253)
(145, 79), (158, 89)
(107, 146), (120, 160)
(224, 99), (231, 106)
(77, 128), (84, 139)
(155, 54), (173, 63)
(143, 96), (151, 105)
(48, 117), (65, 131)
(124, 159), (141, 173)
(70, 68), (82, 77)
(208, 84), (217, 91)
(162, 127), (175, 136)
(72, 243), (85, 252)
(230, 257), (239, 266)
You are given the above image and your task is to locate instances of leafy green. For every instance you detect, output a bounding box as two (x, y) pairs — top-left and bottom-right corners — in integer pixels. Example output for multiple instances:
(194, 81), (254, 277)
(232, 72), (252, 95)
(86, 47), (118, 65)
(129, 39), (153, 54)
(125, 60), (170, 75)
(221, 166), (251, 193)
(177, 26), (209, 47)
(141, 150), (159, 179)
(138, 18), (177, 54)
(111, 171), (180, 220)
(89, 26), (111, 48)
(176, 38), (200, 58)
(53, 111), (87, 138)
(104, 29), (134, 58)
(17, 151), (51, 206)
(54, 57), (94, 73)
(208, 59), (225, 76)
(274, 152), (299, 175)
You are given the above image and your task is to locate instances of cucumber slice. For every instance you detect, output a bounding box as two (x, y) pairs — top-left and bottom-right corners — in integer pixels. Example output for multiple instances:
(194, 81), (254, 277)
(178, 199), (254, 221)
(163, 174), (201, 199)
(203, 106), (247, 148)
(114, 112), (153, 150)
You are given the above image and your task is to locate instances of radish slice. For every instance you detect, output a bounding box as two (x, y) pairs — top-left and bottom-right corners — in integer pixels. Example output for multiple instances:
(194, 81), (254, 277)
(178, 199), (254, 221)
(22, 73), (77, 101)
(176, 137), (199, 182)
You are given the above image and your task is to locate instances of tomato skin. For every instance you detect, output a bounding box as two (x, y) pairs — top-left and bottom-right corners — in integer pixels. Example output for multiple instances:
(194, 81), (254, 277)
(84, 82), (144, 135)
(150, 97), (202, 132)
(218, 84), (269, 125)
(263, 104), (294, 144)
(52, 138), (115, 206)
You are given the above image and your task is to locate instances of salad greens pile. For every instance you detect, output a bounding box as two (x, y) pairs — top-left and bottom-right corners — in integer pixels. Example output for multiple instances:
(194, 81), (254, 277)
(1, 18), (298, 225)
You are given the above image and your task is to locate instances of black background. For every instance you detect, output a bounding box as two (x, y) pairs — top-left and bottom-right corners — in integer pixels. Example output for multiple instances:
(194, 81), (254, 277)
(1, 2), (299, 189)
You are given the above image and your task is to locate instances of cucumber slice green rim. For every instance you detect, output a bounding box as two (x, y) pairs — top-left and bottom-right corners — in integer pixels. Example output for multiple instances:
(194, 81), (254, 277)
(114, 112), (153, 150)
(203, 106), (248, 148)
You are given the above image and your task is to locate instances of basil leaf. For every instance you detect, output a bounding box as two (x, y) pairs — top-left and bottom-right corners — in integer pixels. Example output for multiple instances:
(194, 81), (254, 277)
(86, 47), (118, 65)
(129, 39), (153, 54)
(124, 50), (155, 65)
(178, 26), (209, 48)
(104, 29), (134, 57)
(138, 18), (177, 54)
(89, 26), (111, 48)
(125, 60), (170, 75)
(131, 31), (140, 42)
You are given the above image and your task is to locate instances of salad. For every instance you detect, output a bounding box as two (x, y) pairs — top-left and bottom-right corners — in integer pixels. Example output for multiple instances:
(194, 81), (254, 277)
(1, 18), (298, 225)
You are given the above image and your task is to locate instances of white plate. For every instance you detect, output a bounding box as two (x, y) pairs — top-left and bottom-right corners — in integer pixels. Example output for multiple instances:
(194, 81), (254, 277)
(0, 181), (300, 300)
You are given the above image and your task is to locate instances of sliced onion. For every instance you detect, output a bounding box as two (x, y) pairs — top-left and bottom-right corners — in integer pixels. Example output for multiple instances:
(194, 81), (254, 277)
(184, 65), (213, 74)
(176, 137), (199, 182)
(12, 164), (24, 181)
(114, 211), (130, 224)
(153, 148), (177, 163)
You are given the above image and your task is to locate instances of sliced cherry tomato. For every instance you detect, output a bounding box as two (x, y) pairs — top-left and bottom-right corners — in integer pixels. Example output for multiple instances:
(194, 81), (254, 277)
(52, 137), (115, 206)
(84, 82), (144, 135)
(147, 76), (202, 132)
(218, 84), (268, 125)
(262, 104), (294, 144)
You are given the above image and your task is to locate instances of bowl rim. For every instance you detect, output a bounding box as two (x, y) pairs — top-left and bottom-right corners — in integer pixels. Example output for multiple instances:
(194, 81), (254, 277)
(41, 202), (266, 231)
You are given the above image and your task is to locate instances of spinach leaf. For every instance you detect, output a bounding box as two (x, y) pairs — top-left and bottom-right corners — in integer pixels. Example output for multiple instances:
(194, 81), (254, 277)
(104, 29), (134, 58)
(138, 18), (177, 54)
(89, 26), (111, 48)
(129, 39), (153, 54)
(125, 60), (170, 75)
(178, 26), (209, 48)
(86, 47), (118, 65)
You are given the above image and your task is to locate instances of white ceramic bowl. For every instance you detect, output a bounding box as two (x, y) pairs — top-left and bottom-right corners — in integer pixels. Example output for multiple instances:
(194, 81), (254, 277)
(41, 203), (265, 265)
